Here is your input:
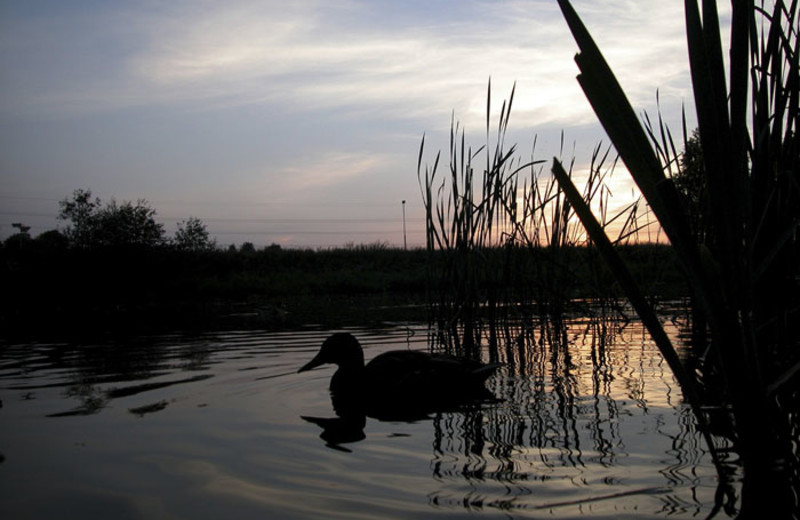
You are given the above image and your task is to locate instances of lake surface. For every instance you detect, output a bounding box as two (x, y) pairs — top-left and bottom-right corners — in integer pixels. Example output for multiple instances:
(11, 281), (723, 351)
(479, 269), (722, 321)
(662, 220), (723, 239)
(0, 314), (733, 519)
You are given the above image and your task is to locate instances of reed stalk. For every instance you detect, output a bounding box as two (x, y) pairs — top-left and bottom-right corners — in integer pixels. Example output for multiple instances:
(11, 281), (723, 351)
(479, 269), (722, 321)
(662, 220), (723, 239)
(556, 1), (799, 515)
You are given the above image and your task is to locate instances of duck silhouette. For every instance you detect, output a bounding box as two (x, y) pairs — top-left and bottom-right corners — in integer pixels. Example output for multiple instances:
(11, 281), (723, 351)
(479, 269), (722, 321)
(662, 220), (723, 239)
(298, 332), (501, 421)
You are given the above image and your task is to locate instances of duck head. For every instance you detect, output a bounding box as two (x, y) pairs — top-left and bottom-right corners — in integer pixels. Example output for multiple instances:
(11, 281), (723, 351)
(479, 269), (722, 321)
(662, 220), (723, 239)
(298, 333), (365, 373)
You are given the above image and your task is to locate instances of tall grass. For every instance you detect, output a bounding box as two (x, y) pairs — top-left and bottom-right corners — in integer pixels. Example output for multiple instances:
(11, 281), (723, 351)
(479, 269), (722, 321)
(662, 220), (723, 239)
(555, 0), (800, 516)
(418, 82), (646, 353)
(417, 82), (534, 351)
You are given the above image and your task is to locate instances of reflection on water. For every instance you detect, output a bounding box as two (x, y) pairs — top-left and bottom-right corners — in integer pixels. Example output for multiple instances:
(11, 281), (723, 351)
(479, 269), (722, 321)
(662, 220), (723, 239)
(0, 313), (733, 519)
(301, 415), (367, 452)
(424, 315), (733, 517)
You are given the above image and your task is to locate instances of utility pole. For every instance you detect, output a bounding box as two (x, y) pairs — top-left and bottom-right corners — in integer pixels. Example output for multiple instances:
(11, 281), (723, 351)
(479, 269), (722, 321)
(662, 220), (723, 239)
(402, 200), (407, 250)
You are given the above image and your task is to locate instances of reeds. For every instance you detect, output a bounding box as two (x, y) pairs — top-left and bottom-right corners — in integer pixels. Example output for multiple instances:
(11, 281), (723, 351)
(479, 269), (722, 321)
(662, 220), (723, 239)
(555, 0), (800, 515)
(417, 81), (536, 351)
(418, 82), (645, 353)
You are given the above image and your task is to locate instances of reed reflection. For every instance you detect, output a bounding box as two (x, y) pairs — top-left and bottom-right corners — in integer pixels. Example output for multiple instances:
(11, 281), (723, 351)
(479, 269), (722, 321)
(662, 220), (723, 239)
(296, 318), (722, 514)
(425, 314), (720, 515)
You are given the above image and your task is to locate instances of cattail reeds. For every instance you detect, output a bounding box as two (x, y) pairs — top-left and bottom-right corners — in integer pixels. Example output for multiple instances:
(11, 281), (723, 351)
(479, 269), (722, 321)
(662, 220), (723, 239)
(556, 0), (800, 514)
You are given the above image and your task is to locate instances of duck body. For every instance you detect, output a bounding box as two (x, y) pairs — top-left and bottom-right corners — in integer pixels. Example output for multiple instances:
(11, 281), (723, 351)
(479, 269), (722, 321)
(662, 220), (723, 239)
(299, 333), (500, 419)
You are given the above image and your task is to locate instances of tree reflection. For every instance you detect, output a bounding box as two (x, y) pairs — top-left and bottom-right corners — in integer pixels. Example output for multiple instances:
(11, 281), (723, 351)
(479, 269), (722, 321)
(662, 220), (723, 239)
(1, 335), (217, 417)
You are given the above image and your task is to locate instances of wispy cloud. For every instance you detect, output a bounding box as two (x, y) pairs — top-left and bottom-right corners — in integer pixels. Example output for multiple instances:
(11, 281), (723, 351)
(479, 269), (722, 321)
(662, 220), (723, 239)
(277, 150), (389, 192)
(3, 0), (693, 128)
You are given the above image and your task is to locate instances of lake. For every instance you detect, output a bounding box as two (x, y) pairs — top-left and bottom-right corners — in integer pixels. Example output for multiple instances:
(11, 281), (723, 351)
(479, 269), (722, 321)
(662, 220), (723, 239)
(0, 312), (734, 519)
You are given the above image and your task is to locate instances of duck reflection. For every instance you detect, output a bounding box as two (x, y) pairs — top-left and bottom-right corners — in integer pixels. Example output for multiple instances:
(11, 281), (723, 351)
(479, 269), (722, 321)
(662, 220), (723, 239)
(298, 332), (501, 450)
(300, 415), (366, 452)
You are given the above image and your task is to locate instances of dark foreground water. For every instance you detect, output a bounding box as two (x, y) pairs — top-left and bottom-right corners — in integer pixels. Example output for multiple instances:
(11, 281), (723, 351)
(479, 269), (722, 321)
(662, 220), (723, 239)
(0, 317), (732, 519)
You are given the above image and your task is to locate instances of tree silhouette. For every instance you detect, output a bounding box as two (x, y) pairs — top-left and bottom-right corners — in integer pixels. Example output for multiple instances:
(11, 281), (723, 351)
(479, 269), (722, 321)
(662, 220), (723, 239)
(174, 217), (215, 251)
(58, 189), (165, 248)
(673, 130), (709, 244)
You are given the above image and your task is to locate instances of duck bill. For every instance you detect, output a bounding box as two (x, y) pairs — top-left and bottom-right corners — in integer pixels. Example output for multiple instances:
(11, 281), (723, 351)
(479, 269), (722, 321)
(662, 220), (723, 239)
(298, 353), (326, 373)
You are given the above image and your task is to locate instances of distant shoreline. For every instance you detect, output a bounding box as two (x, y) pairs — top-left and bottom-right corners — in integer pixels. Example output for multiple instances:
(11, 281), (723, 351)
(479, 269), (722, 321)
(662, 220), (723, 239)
(1, 242), (687, 340)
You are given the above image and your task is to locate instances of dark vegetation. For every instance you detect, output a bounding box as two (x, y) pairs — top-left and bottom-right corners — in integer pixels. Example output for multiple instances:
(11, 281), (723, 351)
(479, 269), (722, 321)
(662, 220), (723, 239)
(1, 222), (685, 338)
(1, 187), (690, 338)
(1, 233), (421, 336)
(555, 1), (799, 517)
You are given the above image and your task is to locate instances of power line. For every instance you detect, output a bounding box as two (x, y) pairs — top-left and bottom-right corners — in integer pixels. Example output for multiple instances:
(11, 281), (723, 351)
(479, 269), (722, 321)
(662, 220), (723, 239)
(162, 217), (426, 224)
(0, 210), (425, 225)
(0, 194), (423, 209)
(214, 229), (426, 236)
(0, 211), (59, 218)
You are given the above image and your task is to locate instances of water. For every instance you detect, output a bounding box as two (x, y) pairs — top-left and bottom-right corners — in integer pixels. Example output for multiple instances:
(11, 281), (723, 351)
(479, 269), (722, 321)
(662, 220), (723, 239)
(0, 318), (730, 519)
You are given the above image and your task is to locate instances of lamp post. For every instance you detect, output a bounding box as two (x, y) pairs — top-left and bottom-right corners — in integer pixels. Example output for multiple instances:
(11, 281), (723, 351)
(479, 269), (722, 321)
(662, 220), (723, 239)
(402, 200), (407, 250)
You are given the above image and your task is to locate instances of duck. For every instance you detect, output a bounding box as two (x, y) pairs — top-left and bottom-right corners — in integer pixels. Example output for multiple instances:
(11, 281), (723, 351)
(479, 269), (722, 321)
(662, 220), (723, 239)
(298, 332), (501, 419)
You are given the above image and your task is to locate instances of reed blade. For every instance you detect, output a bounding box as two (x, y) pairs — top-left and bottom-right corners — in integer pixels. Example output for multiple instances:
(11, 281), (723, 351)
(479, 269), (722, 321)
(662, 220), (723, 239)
(557, 0), (719, 319)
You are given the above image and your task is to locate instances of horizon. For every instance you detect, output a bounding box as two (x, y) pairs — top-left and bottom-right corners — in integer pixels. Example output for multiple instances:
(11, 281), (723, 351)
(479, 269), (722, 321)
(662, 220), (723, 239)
(1, 1), (708, 248)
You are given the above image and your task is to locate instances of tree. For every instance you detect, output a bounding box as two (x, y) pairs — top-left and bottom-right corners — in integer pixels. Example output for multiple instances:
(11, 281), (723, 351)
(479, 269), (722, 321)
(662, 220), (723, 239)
(34, 229), (69, 250)
(58, 189), (165, 248)
(58, 189), (102, 248)
(3, 232), (32, 250)
(673, 129), (709, 244)
(174, 217), (216, 251)
(95, 199), (165, 247)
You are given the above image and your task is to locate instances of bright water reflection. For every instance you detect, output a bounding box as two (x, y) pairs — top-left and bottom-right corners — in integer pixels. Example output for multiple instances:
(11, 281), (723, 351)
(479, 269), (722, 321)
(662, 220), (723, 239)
(0, 318), (730, 519)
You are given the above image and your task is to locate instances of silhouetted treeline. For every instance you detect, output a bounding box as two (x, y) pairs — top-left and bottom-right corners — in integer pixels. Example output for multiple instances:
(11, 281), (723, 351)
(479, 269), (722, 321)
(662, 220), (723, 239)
(1, 235), (686, 338)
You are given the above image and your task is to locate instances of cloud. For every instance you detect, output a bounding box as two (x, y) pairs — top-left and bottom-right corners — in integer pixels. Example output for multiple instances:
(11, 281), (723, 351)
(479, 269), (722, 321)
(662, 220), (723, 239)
(2, 0), (694, 130)
(277, 150), (389, 192)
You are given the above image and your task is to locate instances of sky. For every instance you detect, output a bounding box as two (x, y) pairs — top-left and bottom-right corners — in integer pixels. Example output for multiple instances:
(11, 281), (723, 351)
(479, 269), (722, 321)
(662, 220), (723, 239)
(0, 0), (707, 248)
